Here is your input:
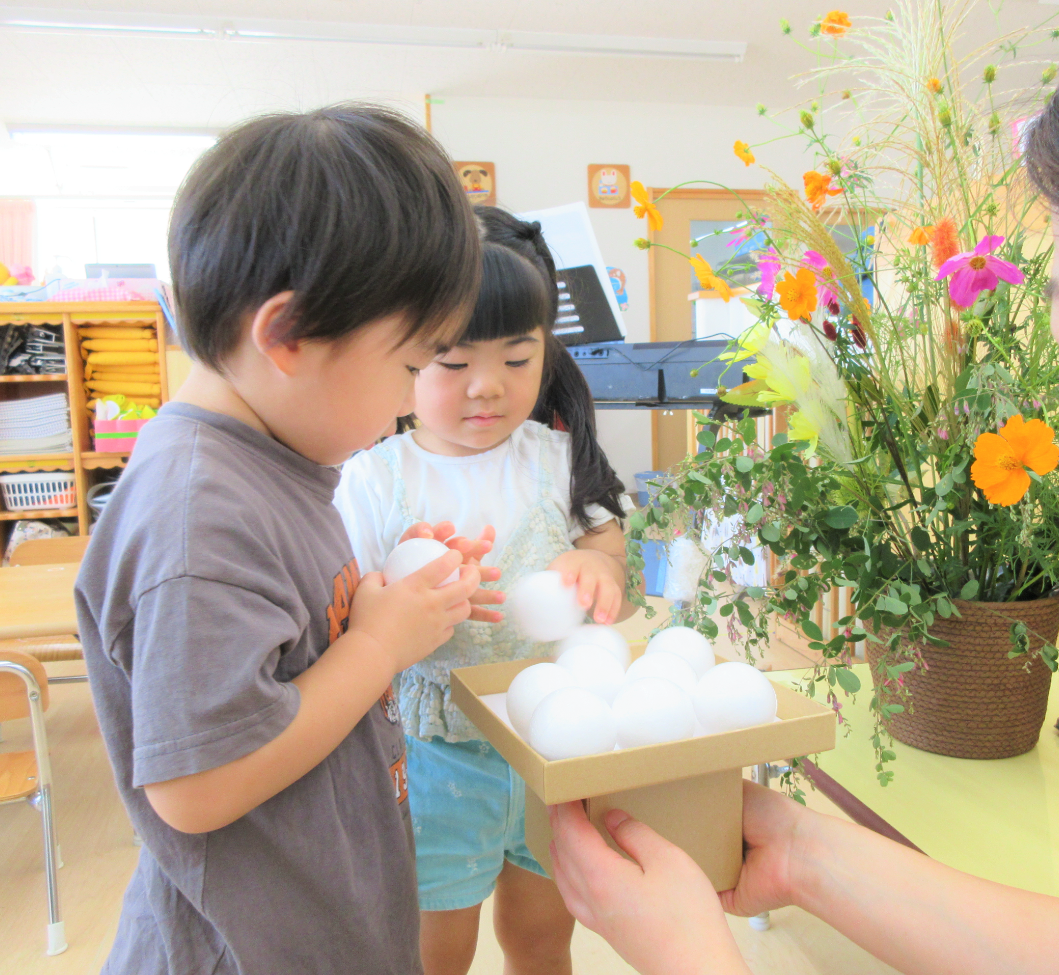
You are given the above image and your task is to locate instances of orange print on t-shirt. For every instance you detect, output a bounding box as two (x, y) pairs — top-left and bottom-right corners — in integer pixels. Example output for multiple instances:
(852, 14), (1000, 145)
(326, 559), (360, 644)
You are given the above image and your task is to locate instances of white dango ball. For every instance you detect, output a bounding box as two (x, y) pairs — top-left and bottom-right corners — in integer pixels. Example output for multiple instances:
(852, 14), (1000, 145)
(646, 626), (715, 678)
(382, 538), (459, 586)
(692, 662), (778, 735)
(506, 663), (574, 740)
(624, 650), (698, 694)
(556, 625), (631, 670)
(528, 687), (618, 760)
(509, 571), (584, 643)
(613, 677), (696, 749)
(555, 646), (626, 704)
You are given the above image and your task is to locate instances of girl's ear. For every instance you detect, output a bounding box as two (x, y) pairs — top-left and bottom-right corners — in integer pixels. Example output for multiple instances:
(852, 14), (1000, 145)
(249, 291), (300, 376)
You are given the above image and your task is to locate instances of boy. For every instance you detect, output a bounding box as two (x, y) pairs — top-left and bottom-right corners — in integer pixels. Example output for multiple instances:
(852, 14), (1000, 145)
(75, 104), (487, 974)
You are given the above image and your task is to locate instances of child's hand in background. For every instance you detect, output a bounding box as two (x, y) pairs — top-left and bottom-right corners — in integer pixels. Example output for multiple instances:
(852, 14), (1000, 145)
(549, 548), (624, 625)
(399, 522), (503, 623)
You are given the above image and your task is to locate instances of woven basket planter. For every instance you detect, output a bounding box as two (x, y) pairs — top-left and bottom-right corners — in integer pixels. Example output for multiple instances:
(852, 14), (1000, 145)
(866, 597), (1059, 760)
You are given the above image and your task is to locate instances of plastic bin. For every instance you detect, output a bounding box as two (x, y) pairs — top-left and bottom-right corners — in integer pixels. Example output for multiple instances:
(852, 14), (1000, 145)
(0, 471), (76, 511)
(634, 470), (665, 508)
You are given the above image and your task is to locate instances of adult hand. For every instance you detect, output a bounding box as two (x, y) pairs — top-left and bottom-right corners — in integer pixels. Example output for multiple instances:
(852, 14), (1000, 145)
(548, 802), (751, 975)
(718, 780), (808, 918)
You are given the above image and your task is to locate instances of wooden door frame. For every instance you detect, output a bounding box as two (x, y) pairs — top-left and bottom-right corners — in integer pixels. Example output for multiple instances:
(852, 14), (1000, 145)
(646, 187), (769, 470)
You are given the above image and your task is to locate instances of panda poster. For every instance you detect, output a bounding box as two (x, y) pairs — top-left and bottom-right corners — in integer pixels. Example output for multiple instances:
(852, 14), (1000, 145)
(587, 164), (630, 208)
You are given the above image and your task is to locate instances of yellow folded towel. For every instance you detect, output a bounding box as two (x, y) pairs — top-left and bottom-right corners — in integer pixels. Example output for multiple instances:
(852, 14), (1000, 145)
(86, 351), (158, 366)
(82, 338), (158, 352)
(86, 379), (162, 396)
(78, 327), (155, 340)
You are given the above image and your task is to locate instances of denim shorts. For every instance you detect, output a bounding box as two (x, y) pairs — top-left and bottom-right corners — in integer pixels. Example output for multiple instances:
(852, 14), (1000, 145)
(405, 735), (547, 911)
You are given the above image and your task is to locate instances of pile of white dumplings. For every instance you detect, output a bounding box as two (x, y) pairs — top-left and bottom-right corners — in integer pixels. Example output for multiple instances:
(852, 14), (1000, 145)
(507, 571), (780, 761)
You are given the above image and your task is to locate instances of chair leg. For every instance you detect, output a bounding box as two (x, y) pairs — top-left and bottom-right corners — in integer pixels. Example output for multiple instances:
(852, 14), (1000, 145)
(36, 785), (67, 955)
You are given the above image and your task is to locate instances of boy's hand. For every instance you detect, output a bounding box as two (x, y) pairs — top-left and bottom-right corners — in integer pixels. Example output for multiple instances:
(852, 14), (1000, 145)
(548, 802), (751, 975)
(549, 549), (624, 625)
(399, 522), (503, 624)
(348, 551), (480, 673)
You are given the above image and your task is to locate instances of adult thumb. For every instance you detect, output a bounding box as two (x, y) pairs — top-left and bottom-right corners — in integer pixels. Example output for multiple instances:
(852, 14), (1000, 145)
(603, 809), (675, 869)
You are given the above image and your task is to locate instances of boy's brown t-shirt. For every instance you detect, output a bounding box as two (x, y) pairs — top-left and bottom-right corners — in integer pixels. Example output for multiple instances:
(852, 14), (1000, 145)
(75, 403), (420, 975)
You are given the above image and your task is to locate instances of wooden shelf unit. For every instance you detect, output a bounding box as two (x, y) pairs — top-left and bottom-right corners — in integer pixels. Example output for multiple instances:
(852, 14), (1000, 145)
(0, 301), (170, 533)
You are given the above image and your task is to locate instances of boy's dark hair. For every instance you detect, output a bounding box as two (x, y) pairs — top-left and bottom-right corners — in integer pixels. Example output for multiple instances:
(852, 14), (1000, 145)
(464, 206), (626, 530)
(169, 103), (481, 368)
(1026, 89), (1059, 208)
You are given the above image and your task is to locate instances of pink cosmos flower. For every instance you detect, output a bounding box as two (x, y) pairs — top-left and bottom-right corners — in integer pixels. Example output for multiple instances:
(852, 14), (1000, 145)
(803, 250), (839, 307)
(935, 235), (1024, 308)
(757, 248), (781, 296)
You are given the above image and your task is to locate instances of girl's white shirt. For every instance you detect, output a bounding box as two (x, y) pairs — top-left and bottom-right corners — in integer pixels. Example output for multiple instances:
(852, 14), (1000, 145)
(334, 420), (616, 574)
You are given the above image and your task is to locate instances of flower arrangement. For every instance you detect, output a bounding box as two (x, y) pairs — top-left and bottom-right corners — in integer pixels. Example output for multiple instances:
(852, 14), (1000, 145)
(628, 1), (1059, 786)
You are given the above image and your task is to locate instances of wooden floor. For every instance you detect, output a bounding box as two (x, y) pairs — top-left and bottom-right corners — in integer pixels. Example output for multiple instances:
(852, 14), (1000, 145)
(1, 617), (895, 975)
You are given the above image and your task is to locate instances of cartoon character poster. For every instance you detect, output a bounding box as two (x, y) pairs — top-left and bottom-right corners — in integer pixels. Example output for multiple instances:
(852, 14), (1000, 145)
(587, 164), (630, 209)
(454, 161), (496, 206)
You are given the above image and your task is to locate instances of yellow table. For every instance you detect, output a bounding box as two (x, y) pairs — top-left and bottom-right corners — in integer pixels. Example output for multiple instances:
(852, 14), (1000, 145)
(0, 562), (80, 639)
(805, 663), (1059, 897)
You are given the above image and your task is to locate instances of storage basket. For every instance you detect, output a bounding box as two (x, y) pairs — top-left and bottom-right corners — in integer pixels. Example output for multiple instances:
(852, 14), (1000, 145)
(868, 597), (1059, 759)
(0, 471), (76, 511)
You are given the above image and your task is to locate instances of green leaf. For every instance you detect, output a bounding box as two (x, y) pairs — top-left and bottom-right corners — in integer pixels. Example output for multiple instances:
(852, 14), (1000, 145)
(734, 455), (755, 473)
(877, 595), (909, 615)
(760, 524), (781, 543)
(746, 502), (764, 525)
(772, 432), (789, 446)
(738, 546), (756, 565)
(935, 473), (953, 497)
(824, 505), (859, 530)
(835, 667), (862, 693)
(802, 619), (824, 641)
(911, 526), (931, 550)
(745, 586), (765, 599)
(959, 579), (980, 601)
(697, 429), (717, 448)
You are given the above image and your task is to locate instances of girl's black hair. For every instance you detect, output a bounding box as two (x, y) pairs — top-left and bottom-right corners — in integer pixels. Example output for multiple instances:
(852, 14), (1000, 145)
(1026, 88), (1059, 208)
(463, 206), (626, 530)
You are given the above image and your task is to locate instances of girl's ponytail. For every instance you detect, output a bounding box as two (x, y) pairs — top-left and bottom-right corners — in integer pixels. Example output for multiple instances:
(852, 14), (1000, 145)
(531, 331), (626, 529)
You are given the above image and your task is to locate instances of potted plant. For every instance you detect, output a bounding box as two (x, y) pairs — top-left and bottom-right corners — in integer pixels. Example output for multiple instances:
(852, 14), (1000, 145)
(627, 1), (1059, 786)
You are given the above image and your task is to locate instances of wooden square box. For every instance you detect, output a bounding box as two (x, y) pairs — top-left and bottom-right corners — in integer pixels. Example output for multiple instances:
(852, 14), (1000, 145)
(451, 657), (836, 891)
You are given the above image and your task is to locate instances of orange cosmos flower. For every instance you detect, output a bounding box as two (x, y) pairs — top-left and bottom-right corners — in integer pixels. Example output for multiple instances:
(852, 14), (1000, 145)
(776, 268), (818, 320)
(689, 255), (733, 302)
(734, 140), (756, 166)
(908, 225), (935, 245)
(803, 170), (842, 211)
(820, 10), (851, 36)
(630, 181), (663, 232)
(931, 216), (960, 270)
(971, 415), (1059, 506)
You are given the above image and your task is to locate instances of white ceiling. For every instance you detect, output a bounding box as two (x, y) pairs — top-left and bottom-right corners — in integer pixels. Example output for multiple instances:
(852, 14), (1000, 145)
(0, 1), (1054, 128)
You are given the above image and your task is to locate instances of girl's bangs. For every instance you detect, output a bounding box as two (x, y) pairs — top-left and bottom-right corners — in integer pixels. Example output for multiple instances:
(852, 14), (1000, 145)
(460, 243), (553, 343)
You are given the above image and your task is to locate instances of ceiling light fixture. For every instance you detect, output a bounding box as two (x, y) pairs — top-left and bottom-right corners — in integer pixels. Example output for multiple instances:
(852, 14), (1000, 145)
(0, 8), (746, 61)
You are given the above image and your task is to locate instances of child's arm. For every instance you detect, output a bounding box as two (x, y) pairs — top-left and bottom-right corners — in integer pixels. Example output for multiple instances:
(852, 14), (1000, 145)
(550, 520), (636, 625)
(550, 782), (1059, 975)
(145, 551), (478, 834)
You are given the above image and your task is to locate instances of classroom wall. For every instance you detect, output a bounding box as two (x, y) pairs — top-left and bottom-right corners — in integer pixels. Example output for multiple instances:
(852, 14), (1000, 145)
(432, 96), (814, 490)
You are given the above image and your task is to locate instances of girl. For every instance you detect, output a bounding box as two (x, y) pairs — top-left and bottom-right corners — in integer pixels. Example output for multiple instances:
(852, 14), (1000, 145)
(334, 206), (635, 975)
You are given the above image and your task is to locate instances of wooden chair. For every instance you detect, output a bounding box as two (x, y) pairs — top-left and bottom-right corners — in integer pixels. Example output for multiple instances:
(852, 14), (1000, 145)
(9, 535), (89, 567)
(6, 536), (88, 680)
(0, 649), (67, 955)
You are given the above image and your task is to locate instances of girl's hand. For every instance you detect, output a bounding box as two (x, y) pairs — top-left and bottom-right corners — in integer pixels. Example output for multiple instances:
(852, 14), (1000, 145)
(399, 522), (503, 623)
(549, 548), (624, 625)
